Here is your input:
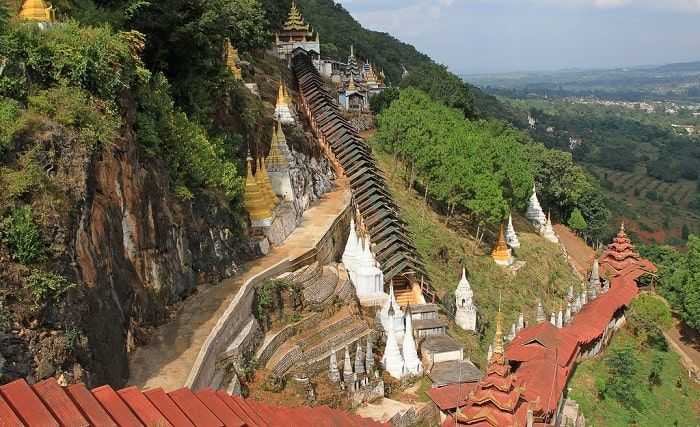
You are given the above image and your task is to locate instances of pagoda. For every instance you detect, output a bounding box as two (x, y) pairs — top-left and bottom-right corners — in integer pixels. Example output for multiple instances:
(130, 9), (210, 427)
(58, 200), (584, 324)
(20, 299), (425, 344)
(598, 223), (657, 282)
(243, 155), (273, 227)
(525, 184), (547, 231)
(381, 303), (406, 379)
(274, 83), (295, 124)
(454, 268), (477, 332)
(492, 226), (514, 267)
(19, 0), (55, 23)
(542, 212), (559, 243)
(256, 157), (279, 211)
(342, 218), (360, 282)
(402, 305), (423, 375)
(275, 121), (294, 164)
(224, 38), (243, 81)
(273, 2), (320, 63)
(266, 124), (293, 201)
(449, 311), (530, 426)
(505, 213), (520, 248)
(353, 231), (386, 304)
(379, 283), (405, 339)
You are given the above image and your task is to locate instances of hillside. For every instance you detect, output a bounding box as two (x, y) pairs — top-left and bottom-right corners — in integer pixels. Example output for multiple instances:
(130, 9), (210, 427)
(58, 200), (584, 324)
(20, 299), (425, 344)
(367, 135), (582, 365)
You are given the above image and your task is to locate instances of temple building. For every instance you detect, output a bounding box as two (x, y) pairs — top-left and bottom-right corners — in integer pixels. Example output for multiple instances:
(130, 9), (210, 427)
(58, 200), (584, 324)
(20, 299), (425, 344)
(273, 2), (321, 68)
(525, 184), (547, 231)
(454, 268), (477, 332)
(491, 226), (514, 267)
(444, 311), (531, 426)
(505, 213), (520, 248)
(266, 122), (293, 201)
(274, 82), (295, 124)
(542, 212), (559, 243)
(224, 38), (242, 80)
(19, 0), (55, 25)
(598, 223), (657, 283)
(336, 46), (387, 112)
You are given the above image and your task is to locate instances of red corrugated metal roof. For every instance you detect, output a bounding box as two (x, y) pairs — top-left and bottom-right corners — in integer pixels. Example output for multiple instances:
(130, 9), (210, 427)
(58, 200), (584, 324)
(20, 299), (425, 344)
(0, 378), (389, 426)
(426, 383), (478, 411)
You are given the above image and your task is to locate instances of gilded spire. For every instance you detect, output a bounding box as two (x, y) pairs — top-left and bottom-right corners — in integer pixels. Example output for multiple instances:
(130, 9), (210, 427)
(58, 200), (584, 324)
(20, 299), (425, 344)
(283, 83), (292, 104)
(350, 44), (354, 58)
(19, 0), (55, 22)
(283, 1), (310, 32)
(276, 82), (287, 107)
(257, 157), (278, 210)
(267, 124), (288, 168)
(276, 120), (287, 143)
(243, 155), (273, 222)
(348, 75), (356, 92)
(547, 210), (552, 226)
(494, 308), (504, 355)
(224, 38), (242, 81)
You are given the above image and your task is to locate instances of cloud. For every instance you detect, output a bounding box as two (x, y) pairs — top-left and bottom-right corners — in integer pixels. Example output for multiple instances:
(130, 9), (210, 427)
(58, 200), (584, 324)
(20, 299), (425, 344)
(343, 0), (458, 38)
(529, 0), (700, 12)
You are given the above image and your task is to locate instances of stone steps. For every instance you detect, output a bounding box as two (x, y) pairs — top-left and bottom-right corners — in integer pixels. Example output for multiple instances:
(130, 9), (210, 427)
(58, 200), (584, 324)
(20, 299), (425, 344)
(302, 264), (339, 303)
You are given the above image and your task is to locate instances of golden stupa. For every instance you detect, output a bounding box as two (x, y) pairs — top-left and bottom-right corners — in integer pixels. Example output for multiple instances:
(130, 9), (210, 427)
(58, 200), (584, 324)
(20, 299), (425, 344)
(276, 120), (287, 143)
(224, 38), (242, 81)
(348, 75), (356, 92)
(491, 225), (513, 266)
(19, 0), (55, 22)
(276, 82), (288, 108)
(267, 125), (288, 168)
(254, 157), (277, 210)
(283, 83), (292, 105)
(243, 156), (272, 223)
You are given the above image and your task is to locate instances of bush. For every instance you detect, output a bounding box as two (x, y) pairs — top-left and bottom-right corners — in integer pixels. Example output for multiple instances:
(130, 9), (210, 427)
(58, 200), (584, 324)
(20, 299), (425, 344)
(626, 293), (672, 349)
(0, 205), (45, 264)
(0, 97), (25, 153)
(26, 269), (76, 304)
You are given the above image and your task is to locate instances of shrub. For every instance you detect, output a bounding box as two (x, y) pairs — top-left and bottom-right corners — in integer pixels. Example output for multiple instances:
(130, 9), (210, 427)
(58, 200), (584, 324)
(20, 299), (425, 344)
(0, 205), (45, 264)
(26, 269), (76, 304)
(0, 97), (25, 153)
(626, 293), (672, 349)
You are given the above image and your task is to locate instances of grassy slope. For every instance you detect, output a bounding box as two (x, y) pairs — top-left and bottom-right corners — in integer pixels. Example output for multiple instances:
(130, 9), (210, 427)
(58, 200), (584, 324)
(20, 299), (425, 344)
(568, 330), (700, 426)
(368, 138), (583, 365)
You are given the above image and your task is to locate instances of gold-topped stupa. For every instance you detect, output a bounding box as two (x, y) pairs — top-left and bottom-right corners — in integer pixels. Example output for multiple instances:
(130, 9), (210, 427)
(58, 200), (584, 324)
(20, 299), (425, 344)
(491, 225), (514, 266)
(348, 75), (356, 92)
(267, 125), (288, 168)
(494, 308), (505, 355)
(276, 82), (288, 108)
(283, 1), (310, 32)
(19, 0), (55, 22)
(243, 156), (273, 225)
(224, 38), (242, 81)
(283, 83), (292, 105)
(256, 157), (279, 209)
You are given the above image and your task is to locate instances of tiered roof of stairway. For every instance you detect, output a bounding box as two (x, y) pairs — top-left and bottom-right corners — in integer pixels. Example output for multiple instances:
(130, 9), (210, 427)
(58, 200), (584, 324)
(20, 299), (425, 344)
(0, 378), (387, 426)
(292, 49), (435, 300)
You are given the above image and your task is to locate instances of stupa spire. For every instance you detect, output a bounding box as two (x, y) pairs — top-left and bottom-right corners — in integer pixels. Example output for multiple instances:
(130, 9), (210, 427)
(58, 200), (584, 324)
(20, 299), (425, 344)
(536, 299), (546, 323)
(492, 225), (514, 266)
(224, 38), (242, 80)
(505, 212), (520, 248)
(455, 267), (477, 331)
(256, 157), (278, 211)
(402, 305), (422, 375)
(243, 154), (273, 226)
(542, 210), (559, 243)
(382, 302), (405, 379)
(328, 347), (340, 382)
(19, 0), (55, 22)
(493, 308), (505, 356)
(525, 183), (547, 230)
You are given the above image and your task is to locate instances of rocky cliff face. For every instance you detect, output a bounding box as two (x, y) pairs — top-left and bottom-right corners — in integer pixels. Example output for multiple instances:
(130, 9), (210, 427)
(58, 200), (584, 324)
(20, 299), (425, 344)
(0, 94), (333, 388)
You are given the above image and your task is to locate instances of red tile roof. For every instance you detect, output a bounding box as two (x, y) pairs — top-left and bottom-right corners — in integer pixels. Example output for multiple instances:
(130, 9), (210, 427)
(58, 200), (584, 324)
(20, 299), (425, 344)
(426, 383), (478, 411)
(598, 225), (657, 280)
(0, 378), (388, 427)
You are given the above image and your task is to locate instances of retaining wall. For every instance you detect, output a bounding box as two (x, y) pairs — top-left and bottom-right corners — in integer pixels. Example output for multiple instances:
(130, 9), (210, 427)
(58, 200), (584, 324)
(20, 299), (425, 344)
(185, 191), (352, 390)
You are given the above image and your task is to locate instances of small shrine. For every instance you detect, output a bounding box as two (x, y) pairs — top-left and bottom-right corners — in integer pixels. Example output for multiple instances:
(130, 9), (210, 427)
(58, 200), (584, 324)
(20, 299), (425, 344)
(542, 212), (559, 243)
(505, 213), (520, 248)
(491, 225), (514, 267)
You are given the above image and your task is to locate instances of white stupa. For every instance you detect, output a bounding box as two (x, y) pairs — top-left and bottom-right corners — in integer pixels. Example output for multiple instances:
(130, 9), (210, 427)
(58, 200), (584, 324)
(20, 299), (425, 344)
(274, 83), (295, 124)
(505, 213), (520, 248)
(536, 300), (546, 323)
(342, 218), (360, 283)
(542, 212), (559, 243)
(525, 184), (547, 231)
(517, 312), (525, 331)
(454, 268), (477, 332)
(379, 284), (405, 339)
(353, 236), (386, 302)
(402, 306), (423, 375)
(381, 304), (405, 379)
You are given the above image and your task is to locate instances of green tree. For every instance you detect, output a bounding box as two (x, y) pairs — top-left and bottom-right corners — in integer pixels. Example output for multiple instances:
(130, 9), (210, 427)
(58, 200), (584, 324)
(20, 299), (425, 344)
(671, 235), (700, 330)
(568, 207), (587, 234)
(369, 87), (399, 115)
(0, 0), (9, 34)
(400, 62), (476, 118)
(625, 293), (672, 349)
(604, 343), (640, 408)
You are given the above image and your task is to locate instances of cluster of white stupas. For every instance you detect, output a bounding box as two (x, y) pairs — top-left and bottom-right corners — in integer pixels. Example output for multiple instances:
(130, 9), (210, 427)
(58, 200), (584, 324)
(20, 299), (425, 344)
(328, 335), (376, 391)
(454, 268), (478, 332)
(380, 294), (423, 379)
(525, 184), (559, 243)
(342, 213), (386, 305)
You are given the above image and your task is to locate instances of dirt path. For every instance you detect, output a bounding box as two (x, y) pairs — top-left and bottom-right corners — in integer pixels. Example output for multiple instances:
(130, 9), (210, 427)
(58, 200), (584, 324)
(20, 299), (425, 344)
(665, 317), (700, 376)
(553, 224), (595, 277)
(127, 187), (351, 392)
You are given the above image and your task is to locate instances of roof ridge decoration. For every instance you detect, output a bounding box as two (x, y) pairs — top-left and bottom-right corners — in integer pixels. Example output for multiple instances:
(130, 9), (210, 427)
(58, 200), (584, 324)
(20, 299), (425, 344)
(284, 1), (310, 32)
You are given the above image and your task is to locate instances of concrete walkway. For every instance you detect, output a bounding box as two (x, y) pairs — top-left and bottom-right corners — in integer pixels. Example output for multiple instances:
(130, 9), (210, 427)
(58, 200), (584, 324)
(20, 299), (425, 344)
(127, 187), (351, 392)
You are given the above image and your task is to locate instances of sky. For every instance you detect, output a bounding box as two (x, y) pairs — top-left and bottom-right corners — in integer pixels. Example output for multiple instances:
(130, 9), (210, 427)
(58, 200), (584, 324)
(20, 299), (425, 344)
(335, 0), (700, 74)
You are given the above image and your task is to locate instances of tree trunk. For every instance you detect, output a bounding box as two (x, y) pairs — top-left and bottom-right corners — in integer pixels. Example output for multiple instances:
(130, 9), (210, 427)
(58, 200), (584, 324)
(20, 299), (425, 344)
(391, 149), (398, 182)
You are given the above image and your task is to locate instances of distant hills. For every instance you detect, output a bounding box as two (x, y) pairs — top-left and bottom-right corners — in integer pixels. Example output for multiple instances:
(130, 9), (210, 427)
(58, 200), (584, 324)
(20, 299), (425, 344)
(463, 60), (700, 103)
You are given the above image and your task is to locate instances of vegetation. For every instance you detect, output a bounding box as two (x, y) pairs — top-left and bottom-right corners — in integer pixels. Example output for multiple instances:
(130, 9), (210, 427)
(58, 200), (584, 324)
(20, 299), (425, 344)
(639, 238), (700, 332)
(568, 294), (699, 426)
(400, 63), (476, 118)
(0, 206), (45, 264)
(370, 137), (581, 365)
(26, 269), (76, 305)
